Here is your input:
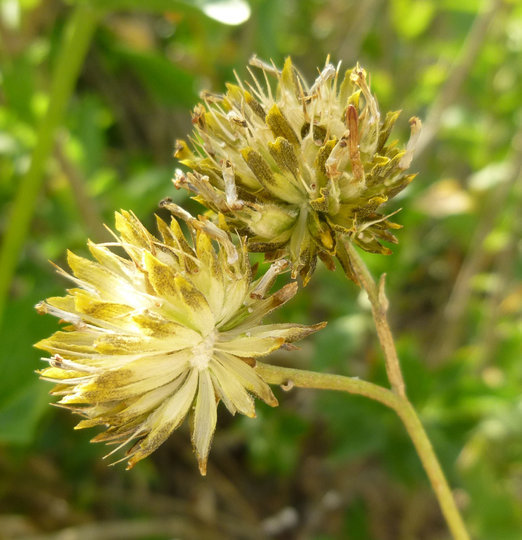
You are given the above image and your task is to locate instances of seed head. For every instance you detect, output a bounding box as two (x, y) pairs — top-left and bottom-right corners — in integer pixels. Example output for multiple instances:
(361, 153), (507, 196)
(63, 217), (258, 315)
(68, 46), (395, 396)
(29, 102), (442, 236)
(174, 56), (421, 284)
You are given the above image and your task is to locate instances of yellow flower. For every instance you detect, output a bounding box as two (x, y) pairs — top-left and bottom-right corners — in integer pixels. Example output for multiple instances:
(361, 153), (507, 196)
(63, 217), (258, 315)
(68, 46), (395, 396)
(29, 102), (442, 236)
(174, 56), (421, 284)
(35, 207), (324, 474)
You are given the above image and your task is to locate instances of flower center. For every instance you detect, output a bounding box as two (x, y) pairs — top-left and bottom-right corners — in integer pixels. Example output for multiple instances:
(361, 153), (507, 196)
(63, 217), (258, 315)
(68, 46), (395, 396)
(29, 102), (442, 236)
(190, 332), (216, 371)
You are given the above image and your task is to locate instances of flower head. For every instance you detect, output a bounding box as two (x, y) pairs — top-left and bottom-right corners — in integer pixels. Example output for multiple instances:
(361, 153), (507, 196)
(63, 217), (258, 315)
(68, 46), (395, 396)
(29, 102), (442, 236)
(35, 207), (324, 474)
(174, 56), (421, 284)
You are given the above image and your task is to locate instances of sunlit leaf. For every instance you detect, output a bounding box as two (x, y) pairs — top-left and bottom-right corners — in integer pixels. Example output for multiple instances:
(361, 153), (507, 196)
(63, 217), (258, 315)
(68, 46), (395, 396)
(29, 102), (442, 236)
(197, 0), (251, 25)
(83, 0), (251, 25)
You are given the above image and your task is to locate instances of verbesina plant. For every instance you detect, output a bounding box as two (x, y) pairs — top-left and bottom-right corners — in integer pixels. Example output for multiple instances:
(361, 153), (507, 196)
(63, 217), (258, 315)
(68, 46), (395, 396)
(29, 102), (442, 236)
(36, 57), (470, 540)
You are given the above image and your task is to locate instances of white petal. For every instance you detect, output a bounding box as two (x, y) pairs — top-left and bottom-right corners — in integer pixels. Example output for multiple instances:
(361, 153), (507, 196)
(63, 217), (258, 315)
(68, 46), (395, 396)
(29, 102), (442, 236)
(64, 352), (190, 403)
(192, 370), (218, 475)
(216, 335), (284, 357)
(216, 352), (277, 406)
(126, 369), (198, 468)
(209, 358), (255, 417)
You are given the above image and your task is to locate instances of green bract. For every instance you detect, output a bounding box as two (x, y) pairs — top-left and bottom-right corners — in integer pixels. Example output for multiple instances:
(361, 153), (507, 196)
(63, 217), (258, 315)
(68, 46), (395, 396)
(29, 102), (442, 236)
(174, 56), (421, 284)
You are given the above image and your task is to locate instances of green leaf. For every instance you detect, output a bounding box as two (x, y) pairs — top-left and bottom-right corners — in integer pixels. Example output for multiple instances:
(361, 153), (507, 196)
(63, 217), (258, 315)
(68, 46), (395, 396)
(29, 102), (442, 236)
(0, 382), (49, 445)
(0, 284), (61, 445)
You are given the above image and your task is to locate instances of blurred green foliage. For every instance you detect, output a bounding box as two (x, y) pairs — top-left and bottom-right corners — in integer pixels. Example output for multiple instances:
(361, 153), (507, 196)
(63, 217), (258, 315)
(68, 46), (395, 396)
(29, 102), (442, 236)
(0, 0), (521, 538)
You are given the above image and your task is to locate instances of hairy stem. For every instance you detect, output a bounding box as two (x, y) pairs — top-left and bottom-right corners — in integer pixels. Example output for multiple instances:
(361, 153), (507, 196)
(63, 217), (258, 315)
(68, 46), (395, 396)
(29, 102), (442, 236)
(0, 4), (100, 327)
(256, 361), (400, 409)
(344, 240), (406, 396)
(256, 362), (470, 540)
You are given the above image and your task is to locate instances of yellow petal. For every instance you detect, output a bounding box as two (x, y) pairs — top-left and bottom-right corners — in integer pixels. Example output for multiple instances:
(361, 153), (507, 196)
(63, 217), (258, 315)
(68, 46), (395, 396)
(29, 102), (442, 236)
(38, 366), (91, 384)
(114, 210), (155, 252)
(35, 331), (96, 355)
(216, 273), (249, 325)
(93, 334), (161, 355)
(62, 352), (190, 403)
(172, 275), (215, 335)
(190, 231), (225, 318)
(131, 311), (200, 344)
(241, 147), (304, 204)
(233, 322), (327, 343)
(88, 243), (134, 280)
(120, 376), (187, 419)
(221, 282), (298, 332)
(73, 292), (134, 322)
(67, 251), (126, 297)
(242, 203), (297, 239)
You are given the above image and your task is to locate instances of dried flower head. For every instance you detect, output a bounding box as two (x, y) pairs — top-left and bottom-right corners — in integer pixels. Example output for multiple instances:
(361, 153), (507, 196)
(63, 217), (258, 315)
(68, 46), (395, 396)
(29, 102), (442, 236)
(174, 56), (421, 284)
(35, 207), (324, 474)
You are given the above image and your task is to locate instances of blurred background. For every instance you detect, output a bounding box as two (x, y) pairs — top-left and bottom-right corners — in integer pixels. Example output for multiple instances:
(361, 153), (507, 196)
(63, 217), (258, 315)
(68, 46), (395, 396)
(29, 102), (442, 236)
(1, 0), (521, 538)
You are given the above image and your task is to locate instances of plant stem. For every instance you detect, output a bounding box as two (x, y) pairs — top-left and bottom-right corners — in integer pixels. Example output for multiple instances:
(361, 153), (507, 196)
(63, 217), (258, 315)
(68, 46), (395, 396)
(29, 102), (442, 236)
(0, 4), (100, 328)
(395, 400), (470, 540)
(344, 240), (406, 397)
(258, 240), (470, 538)
(344, 240), (469, 538)
(256, 362), (470, 540)
(256, 361), (400, 409)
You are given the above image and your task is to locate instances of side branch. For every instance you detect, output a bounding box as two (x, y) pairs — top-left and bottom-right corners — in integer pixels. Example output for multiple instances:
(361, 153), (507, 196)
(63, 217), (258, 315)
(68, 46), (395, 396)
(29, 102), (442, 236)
(257, 362), (470, 540)
(256, 361), (400, 410)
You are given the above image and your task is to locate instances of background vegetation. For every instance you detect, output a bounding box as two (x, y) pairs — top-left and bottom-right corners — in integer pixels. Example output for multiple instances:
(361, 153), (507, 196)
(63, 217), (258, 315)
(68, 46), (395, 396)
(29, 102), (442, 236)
(0, 0), (521, 538)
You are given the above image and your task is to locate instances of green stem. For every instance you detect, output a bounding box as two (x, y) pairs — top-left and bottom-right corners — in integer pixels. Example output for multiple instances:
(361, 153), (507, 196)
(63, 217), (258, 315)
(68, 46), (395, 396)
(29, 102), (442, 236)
(345, 240), (406, 396)
(396, 400), (470, 540)
(0, 4), (100, 327)
(256, 362), (470, 540)
(256, 361), (400, 409)
(343, 240), (469, 538)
